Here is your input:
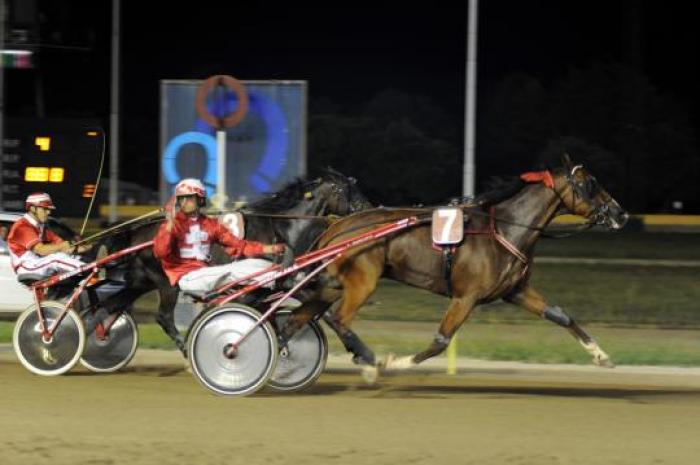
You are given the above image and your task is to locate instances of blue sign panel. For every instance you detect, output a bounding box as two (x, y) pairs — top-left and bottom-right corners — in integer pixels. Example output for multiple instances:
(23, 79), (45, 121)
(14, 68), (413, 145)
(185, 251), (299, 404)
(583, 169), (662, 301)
(159, 80), (307, 203)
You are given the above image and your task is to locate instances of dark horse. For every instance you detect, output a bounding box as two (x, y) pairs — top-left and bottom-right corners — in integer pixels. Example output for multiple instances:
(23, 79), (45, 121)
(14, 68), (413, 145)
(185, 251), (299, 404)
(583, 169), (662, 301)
(97, 169), (371, 355)
(279, 155), (628, 376)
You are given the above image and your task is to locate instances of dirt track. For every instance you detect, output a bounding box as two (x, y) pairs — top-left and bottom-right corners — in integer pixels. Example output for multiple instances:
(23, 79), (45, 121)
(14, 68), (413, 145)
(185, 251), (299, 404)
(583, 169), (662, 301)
(1, 351), (700, 465)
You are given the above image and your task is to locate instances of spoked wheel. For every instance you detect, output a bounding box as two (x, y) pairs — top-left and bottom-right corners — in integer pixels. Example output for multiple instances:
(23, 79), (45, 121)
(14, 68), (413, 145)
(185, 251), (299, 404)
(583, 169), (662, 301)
(12, 301), (86, 376)
(187, 304), (278, 397)
(79, 309), (138, 373)
(267, 310), (328, 392)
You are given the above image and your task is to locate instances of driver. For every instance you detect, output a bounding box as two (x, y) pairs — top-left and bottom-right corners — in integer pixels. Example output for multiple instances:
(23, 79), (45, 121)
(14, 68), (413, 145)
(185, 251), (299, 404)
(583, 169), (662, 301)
(153, 178), (290, 296)
(7, 192), (92, 281)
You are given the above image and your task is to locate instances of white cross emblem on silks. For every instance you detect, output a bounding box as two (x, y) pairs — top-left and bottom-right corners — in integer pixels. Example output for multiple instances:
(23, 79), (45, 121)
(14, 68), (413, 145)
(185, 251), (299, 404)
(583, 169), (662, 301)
(180, 224), (211, 260)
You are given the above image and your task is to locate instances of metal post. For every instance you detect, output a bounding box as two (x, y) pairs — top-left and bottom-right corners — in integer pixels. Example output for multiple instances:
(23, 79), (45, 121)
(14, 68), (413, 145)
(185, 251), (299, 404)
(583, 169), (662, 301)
(299, 81), (308, 176)
(108, 0), (120, 222)
(450, 0), (479, 375)
(216, 129), (227, 208)
(463, 0), (478, 199)
(0, 0), (5, 207)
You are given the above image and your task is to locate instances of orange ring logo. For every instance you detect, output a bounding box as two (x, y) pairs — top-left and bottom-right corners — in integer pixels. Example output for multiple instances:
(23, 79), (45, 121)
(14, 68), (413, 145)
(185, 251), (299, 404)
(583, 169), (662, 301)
(195, 75), (249, 129)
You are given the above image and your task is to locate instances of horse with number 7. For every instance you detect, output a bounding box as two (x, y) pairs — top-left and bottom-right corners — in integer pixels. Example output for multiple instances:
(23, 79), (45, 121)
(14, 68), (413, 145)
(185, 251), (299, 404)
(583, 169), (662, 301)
(278, 154), (629, 380)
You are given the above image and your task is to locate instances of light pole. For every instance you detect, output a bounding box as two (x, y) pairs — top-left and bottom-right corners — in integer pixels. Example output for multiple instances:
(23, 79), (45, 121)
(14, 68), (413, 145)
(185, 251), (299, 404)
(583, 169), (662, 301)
(450, 0), (479, 376)
(109, 0), (120, 222)
(0, 0), (5, 208)
(463, 0), (478, 199)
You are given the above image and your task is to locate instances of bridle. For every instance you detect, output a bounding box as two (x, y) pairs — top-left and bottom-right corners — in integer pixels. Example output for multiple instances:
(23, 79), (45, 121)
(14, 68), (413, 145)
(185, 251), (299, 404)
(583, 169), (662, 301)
(320, 176), (370, 216)
(559, 165), (613, 227)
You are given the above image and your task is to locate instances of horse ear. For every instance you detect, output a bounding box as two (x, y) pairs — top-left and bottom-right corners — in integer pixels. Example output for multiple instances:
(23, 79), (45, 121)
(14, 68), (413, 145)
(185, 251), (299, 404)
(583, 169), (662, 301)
(561, 152), (574, 170)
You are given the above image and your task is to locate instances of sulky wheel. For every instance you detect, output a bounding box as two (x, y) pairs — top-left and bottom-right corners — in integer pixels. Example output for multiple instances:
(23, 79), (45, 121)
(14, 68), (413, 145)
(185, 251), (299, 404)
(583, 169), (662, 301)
(187, 304), (278, 397)
(267, 309), (328, 392)
(79, 309), (138, 373)
(12, 301), (86, 376)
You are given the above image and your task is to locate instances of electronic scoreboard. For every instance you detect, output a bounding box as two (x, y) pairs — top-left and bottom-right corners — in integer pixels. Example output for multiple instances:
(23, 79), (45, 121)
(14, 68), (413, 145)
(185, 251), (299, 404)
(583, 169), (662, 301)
(1, 118), (103, 217)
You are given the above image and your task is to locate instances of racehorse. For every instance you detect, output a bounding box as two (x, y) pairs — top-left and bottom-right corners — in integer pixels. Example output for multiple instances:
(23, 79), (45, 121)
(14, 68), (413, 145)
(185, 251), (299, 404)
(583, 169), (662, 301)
(96, 169), (371, 355)
(279, 154), (628, 375)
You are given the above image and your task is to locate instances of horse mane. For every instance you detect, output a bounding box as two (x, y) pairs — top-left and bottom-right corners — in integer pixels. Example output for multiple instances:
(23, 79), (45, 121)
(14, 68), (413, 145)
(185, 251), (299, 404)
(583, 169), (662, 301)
(244, 167), (360, 213)
(245, 177), (318, 213)
(472, 175), (528, 208)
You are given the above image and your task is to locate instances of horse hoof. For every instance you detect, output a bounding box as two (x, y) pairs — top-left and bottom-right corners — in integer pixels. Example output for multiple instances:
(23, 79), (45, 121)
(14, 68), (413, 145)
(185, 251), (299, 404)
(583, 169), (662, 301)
(361, 365), (379, 385)
(383, 353), (415, 370)
(594, 357), (615, 368)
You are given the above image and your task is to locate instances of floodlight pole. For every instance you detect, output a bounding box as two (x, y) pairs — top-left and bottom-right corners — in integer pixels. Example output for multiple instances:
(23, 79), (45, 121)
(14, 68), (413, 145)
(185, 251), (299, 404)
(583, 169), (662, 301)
(451, 0), (479, 376)
(462, 0), (478, 198)
(108, 0), (121, 222)
(0, 0), (5, 207)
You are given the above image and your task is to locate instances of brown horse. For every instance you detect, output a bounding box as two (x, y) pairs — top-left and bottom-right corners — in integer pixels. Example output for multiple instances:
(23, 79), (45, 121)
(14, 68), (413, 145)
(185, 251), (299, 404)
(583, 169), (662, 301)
(280, 154), (628, 374)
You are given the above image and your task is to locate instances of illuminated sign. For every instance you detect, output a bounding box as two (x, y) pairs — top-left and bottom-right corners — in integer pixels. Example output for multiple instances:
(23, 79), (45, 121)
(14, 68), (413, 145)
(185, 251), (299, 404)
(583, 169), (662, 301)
(2, 118), (102, 215)
(24, 167), (49, 182)
(35, 136), (51, 151)
(48, 168), (65, 182)
(162, 131), (217, 197)
(82, 184), (96, 198)
(160, 80), (306, 203)
(24, 167), (65, 183)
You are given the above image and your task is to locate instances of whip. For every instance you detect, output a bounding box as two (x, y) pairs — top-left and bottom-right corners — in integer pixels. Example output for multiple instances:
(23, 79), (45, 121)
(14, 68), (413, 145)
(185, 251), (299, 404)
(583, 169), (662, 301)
(79, 127), (106, 237)
(71, 208), (163, 247)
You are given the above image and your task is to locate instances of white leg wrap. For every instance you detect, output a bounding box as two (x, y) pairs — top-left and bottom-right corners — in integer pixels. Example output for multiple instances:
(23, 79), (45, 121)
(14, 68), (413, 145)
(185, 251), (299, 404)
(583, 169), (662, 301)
(580, 340), (614, 367)
(361, 365), (379, 385)
(383, 353), (417, 371)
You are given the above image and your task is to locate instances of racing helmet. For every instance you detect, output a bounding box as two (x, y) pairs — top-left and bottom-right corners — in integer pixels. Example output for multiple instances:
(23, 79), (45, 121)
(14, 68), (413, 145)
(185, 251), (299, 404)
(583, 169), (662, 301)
(25, 192), (56, 211)
(174, 178), (206, 198)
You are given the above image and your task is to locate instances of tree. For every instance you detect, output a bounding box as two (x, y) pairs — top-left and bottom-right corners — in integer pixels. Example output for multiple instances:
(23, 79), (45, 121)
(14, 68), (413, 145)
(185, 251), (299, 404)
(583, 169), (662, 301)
(480, 60), (700, 212)
(308, 91), (461, 205)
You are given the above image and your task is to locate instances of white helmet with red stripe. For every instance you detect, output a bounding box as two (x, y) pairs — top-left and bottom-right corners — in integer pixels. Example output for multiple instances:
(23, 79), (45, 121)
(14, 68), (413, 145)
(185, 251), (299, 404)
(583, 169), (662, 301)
(174, 178), (206, 198)
(25, 192), (56, 210)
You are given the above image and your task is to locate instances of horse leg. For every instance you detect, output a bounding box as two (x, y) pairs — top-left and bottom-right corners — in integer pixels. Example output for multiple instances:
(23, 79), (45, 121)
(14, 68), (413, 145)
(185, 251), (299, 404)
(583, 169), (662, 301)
(328, 261), (384, 366)
(384, 295), (476, 370)
(505, 285), (614, 367)
(323, 300), (379, 367)
(277, 298), (334, 348)
(155, 286), (186, 357)
(278, 285), (375, 366)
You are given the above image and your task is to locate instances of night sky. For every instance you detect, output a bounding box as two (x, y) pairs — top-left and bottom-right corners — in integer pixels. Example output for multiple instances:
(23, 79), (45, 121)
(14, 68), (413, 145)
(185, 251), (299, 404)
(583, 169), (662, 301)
(6, 0), (700, 197)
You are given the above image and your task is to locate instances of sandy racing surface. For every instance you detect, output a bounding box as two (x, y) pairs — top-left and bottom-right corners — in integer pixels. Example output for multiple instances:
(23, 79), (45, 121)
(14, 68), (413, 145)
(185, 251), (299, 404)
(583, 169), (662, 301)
(2, 348), (700, 465)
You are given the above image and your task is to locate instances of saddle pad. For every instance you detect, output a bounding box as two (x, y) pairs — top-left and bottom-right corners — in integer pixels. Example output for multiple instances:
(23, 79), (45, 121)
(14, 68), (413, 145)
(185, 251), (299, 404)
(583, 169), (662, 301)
(432, 207), (464, 245)
(220, 212), (245, 239)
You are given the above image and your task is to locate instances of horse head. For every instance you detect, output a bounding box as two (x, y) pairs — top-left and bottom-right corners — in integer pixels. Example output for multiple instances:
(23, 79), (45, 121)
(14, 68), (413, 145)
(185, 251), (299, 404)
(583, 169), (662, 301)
(305, 168), (373, 216)
(555, 153), (629, 230)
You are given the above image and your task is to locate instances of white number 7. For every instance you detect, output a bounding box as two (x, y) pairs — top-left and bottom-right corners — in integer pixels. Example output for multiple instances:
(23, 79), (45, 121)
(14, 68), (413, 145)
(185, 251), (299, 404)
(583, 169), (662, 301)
(438, 209), (457, 243)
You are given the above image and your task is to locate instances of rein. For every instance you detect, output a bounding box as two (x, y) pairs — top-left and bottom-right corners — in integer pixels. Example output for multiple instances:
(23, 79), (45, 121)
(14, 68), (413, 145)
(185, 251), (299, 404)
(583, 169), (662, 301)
(206, 207), (339, 221)
(463, 207), (596, 238)
(241, 212), (333, 220)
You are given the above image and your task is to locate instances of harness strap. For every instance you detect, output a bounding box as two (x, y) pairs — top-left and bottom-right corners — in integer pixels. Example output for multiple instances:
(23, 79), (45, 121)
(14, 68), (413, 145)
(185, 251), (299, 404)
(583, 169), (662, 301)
(486, 207), (532, 282)
(489, 207), (529, 264)
(441, 246), (456, 297)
